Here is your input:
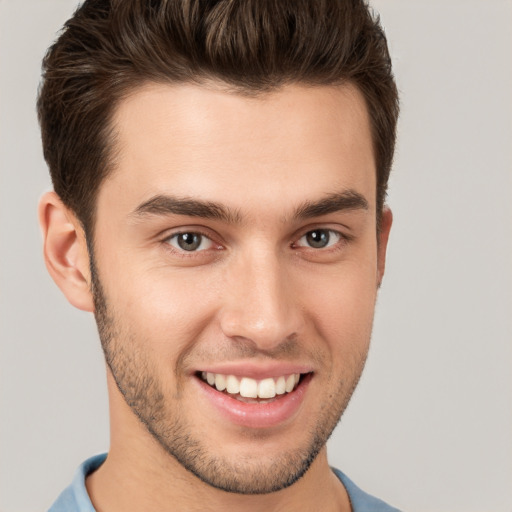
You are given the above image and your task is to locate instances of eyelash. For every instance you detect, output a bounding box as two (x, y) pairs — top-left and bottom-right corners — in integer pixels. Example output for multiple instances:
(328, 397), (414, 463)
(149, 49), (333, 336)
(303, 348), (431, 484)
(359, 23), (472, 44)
(293, 229), (349, 251)
(162, 227), (351, 258)
(163, 230), (222, 256)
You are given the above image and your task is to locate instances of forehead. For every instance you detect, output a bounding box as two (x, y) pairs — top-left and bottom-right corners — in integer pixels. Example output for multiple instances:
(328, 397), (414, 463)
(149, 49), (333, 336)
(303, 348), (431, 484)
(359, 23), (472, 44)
(99, 81), (376, 220)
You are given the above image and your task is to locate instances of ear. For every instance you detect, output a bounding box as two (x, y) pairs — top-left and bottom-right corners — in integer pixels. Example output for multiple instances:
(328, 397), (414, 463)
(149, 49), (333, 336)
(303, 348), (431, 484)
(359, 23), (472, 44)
(377, 207), (393, 287)
(38, 191), (94, 312)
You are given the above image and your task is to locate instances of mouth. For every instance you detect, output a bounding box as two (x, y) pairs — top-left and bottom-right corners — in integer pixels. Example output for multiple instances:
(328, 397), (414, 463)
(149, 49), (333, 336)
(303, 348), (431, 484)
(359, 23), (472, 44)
(194, 365), (313, 428)
(196, 371), (308, 403)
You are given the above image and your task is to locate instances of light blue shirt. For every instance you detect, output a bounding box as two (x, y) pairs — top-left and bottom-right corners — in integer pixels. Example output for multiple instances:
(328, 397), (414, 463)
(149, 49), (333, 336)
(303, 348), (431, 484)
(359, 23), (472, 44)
(48, 453), (401, 512)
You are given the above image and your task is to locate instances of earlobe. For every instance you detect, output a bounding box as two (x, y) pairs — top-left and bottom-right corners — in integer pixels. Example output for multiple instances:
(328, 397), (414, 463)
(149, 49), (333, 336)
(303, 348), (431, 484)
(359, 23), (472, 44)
(38, 191), (94, 312)
(377, 207), (393, 287)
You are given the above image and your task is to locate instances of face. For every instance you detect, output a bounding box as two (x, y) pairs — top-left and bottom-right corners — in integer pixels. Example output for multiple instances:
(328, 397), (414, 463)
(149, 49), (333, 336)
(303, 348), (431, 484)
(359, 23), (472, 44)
(90, 82), (390, 494)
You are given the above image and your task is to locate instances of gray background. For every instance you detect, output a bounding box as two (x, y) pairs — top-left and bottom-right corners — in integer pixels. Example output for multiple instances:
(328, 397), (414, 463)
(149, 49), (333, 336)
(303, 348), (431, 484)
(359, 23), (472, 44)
(1, 1), (511, 510)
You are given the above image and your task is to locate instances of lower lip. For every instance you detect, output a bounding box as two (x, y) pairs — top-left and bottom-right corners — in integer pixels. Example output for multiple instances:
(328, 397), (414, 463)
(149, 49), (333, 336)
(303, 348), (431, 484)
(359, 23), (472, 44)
(195, 374), (312, 429)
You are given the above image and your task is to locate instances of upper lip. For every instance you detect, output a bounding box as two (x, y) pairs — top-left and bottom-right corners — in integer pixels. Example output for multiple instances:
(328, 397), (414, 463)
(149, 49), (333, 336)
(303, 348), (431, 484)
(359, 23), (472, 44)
(194, 362), (314, 380)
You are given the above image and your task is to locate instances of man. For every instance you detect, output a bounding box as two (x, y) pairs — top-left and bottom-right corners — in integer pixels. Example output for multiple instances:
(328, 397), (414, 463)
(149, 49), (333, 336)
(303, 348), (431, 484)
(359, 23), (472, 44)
(38, 0), (399, 510)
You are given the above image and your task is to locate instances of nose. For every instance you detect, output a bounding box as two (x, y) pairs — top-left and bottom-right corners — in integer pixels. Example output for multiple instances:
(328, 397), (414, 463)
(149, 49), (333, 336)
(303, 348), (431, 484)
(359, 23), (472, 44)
(218, 248), (304, 352)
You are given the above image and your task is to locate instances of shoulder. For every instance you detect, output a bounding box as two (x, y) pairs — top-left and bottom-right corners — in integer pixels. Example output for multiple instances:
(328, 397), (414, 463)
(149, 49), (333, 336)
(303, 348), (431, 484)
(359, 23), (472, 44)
(332, 468), (402, 512)
(47, 454), (106, 512)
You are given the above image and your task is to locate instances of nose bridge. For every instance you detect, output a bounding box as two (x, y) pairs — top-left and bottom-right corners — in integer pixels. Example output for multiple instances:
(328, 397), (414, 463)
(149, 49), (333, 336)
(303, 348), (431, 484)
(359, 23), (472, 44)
(219, 245), (302, 349)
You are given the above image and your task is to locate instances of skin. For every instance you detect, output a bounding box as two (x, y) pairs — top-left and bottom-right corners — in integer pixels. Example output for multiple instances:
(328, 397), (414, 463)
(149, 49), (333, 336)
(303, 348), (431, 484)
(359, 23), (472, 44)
(39, 82), (392, 512)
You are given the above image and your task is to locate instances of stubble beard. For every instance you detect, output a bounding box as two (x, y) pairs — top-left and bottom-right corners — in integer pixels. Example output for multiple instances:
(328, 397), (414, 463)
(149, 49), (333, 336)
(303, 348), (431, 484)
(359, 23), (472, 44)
(90, 256), (368, 495)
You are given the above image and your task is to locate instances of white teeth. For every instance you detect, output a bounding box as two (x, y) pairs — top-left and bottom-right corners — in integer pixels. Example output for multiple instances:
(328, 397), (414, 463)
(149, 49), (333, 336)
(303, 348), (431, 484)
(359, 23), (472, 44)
(285, 374), (295, 393)
(203, 372), (304, 399)
(226, 375), (240, 394)
(258, 378), (276, 398)
(275, 376), (286, 395)
(214, 374), (226, 391)
(239, 377), (258, 398)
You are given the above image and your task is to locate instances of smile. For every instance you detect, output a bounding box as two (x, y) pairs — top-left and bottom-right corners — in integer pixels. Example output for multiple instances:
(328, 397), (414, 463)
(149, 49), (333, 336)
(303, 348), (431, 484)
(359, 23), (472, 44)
(195, 367), (312, 428)
(199, 372), (302, 401)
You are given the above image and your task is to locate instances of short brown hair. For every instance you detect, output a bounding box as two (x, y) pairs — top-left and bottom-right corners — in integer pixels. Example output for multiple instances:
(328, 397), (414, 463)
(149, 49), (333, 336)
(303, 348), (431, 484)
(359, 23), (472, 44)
(38, 0), (399, 233)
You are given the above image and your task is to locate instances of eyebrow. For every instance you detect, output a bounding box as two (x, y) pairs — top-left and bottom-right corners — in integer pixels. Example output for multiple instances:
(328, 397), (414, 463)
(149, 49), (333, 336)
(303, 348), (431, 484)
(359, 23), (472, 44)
(293, 190), (368, 220)
(132, 195), (243, 224)
(131, 189), (368, 224)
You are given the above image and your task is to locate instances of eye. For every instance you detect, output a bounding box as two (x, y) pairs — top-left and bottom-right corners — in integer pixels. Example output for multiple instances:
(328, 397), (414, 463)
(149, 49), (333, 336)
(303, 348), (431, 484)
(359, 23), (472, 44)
(296, 229), (342, 249)
(166, 232), (213, 252)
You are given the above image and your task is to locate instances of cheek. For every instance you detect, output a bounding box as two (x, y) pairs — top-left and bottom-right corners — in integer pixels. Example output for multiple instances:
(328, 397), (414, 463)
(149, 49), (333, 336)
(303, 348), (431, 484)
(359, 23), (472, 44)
(300, 260), (378, 352)
(104, 264), (222, 358)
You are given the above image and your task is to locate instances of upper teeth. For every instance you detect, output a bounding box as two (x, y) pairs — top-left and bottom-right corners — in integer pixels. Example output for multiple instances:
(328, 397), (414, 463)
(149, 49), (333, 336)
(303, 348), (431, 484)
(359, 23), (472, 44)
(201, 372), (301, 399)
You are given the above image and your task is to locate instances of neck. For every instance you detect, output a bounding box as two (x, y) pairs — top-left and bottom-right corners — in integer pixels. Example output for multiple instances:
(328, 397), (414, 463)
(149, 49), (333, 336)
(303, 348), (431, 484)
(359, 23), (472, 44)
(87, 445), (350, 512)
